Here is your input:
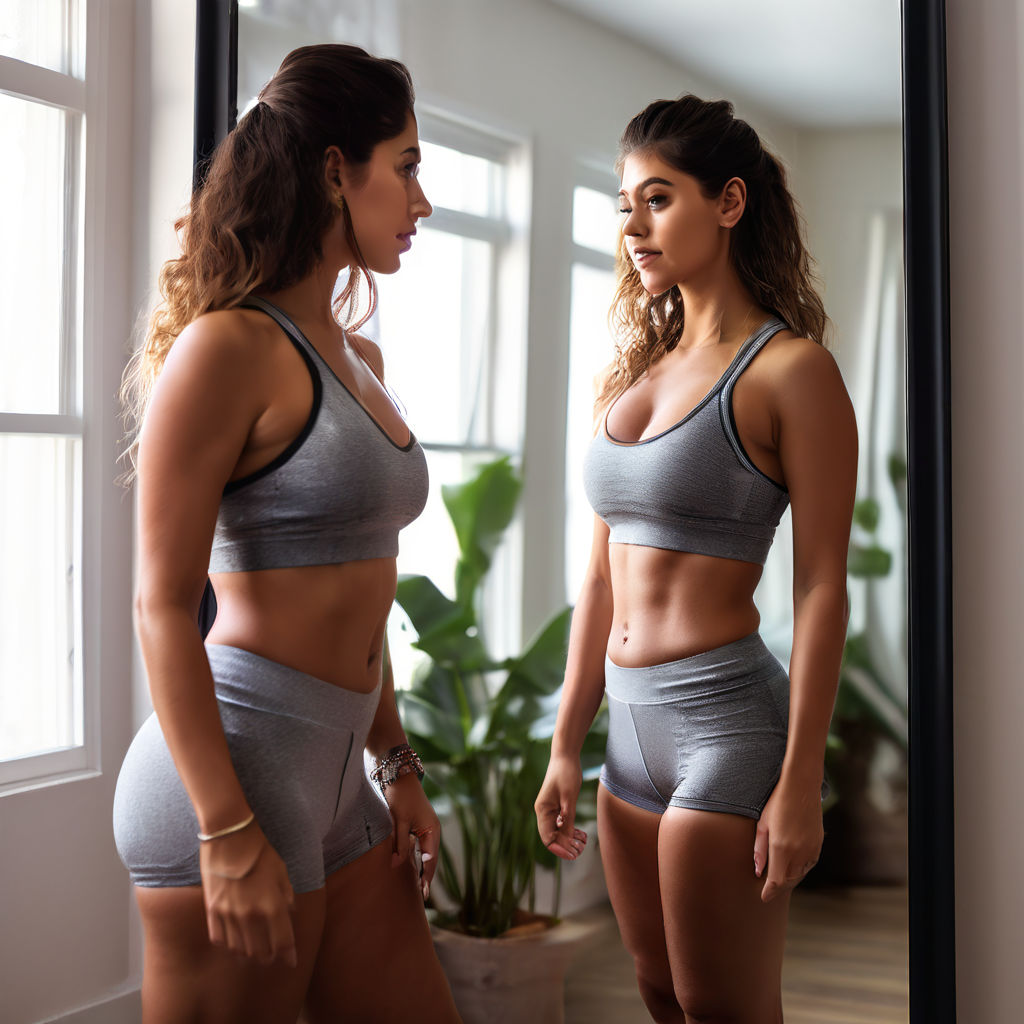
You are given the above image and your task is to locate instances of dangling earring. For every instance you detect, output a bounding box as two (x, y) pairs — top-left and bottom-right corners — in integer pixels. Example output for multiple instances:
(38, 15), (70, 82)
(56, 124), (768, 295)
(335, 193), (346, 210)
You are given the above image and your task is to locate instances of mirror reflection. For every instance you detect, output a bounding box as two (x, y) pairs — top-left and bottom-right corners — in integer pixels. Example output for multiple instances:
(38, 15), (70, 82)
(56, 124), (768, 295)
(234, 1), (907, 1021)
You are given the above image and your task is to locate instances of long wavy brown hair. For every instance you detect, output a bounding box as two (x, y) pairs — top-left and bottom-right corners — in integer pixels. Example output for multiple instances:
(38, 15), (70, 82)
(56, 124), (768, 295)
(119, 44), (415, 476)
(598, 95), (831, 418)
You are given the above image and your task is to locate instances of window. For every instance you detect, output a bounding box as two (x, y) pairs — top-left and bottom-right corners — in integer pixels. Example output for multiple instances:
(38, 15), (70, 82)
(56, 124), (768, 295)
(564, 178), (619, 602)
(366, 114), (529, 684)
(0, 0), (94, 786)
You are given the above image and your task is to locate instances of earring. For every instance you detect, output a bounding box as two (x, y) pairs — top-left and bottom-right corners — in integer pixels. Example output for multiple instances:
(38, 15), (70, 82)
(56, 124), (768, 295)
(335, 193), (346, 209)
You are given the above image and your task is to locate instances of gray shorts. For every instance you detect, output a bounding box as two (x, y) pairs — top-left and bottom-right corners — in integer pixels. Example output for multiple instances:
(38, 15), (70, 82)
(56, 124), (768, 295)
(112, 644), (394, 893)
(600, 632), (794, 819)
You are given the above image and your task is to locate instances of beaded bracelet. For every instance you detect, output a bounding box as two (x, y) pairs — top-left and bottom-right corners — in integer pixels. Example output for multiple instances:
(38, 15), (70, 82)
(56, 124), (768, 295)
(371, 743), (425, 792)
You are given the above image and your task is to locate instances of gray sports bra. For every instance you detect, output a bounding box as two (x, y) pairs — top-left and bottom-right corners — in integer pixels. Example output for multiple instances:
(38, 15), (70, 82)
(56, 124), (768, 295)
(208, 297), (428, 573)
(583, 317), (790, 566)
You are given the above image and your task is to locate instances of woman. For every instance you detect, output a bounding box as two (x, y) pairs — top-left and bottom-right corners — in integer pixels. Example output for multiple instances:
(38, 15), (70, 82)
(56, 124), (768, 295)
(535, 96), (857, 1022)
(113, 45), (460, 1023)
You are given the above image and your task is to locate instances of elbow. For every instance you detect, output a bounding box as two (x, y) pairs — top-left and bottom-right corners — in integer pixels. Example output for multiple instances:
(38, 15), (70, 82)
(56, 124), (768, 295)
(133, 583), (199, 643)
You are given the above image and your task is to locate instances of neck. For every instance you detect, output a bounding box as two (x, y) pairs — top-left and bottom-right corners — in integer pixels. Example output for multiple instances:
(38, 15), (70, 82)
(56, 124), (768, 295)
(260, 258), (351, 333)
(674, 260), (763, 352)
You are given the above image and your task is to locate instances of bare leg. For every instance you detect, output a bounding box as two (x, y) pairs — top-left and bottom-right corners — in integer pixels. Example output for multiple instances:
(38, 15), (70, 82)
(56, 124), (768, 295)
(658, 808), (790, 1023)
(135, 884), (326, 1024)
(302, 837), (460, 1023)
(597, 784), (685, 1023)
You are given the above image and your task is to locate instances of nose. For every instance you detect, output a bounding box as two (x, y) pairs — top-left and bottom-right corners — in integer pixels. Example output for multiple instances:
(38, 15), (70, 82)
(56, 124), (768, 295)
(412, 179), (432, 220)
(622, 208), (643, 237)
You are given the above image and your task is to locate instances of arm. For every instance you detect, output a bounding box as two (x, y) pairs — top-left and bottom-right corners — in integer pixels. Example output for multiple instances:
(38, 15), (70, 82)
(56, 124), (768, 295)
(135, 312), (297, 964)
(535, 514), (615, 859)
(754, 341), (858, 902)
(354, 333), (443, 896)
(365, 637), (441, 899)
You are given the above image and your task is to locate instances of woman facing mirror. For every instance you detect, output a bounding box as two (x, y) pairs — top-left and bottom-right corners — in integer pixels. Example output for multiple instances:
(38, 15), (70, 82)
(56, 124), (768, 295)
(536, 96), (858, 1021)
(112, 43), (460, 1023)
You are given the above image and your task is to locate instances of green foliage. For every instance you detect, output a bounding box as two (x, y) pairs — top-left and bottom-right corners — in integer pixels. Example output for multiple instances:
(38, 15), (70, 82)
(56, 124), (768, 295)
(394, 457), (607, 938)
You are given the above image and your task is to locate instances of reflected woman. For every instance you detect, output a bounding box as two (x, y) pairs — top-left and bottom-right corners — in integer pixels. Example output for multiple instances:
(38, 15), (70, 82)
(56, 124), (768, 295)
(536, 96), (857, 1022)
(113, 45), (460, 1023)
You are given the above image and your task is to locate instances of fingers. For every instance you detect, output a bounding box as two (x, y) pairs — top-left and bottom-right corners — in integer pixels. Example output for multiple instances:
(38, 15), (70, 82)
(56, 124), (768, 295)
(391, 817), (412, 868)
(414, 825), (440, 897)
(546, 826), (589, 860)
(267, 904), (298, 968)
(753, 821), (769, 877)
(759, 852), (818, 903)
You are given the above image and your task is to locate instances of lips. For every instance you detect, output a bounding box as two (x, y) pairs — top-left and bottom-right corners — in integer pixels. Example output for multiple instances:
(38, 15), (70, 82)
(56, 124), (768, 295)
(397, 229), (417, 252)
(631, 248), (660, 267)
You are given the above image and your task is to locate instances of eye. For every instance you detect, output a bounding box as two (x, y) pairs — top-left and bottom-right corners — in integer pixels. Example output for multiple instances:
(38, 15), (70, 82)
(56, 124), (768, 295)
(402, 161), (420, 178)
(646, 194), (667, 209)
(617, 206), (632, 215)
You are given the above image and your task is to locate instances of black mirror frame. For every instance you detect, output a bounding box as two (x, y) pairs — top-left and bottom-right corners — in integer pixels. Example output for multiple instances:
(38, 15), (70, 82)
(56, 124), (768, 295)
(193, 1), (956, 1019)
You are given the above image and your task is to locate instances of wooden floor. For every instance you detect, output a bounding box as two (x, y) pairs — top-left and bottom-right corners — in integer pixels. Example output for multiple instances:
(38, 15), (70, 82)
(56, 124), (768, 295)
(564, 886), (908, 1023)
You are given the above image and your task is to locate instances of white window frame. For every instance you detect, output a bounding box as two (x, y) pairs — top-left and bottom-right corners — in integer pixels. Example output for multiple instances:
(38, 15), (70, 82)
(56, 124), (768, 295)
(394, 107), (531, 659)
(563, 164), (619, 603)
(0, 3), (127, 792)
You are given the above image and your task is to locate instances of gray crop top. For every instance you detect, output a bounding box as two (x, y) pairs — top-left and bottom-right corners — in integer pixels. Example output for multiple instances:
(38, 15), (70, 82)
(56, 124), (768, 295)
(583, 317), (790, 566)
(208, 297), (428, 573)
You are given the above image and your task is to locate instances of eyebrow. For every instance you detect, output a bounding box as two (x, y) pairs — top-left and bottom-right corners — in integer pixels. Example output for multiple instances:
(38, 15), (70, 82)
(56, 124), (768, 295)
(618, 176), (674, 197)
(399, 146), (421, 159)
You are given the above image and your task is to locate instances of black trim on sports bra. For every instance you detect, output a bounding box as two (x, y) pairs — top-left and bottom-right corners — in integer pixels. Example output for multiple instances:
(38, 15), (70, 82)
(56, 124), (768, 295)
(222, 305), (323, 495)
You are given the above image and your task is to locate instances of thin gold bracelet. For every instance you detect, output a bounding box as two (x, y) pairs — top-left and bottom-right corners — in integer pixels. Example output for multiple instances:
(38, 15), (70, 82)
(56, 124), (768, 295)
(197, 811), (255, 842)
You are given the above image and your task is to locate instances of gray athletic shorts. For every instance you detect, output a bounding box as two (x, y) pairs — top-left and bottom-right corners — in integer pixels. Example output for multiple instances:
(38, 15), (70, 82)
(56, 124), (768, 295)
(600, 632), (797, 819)
(112, 643), (394, 892)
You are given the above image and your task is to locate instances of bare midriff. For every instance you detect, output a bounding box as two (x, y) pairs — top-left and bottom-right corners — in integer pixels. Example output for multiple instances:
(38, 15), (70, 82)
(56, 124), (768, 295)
(607, 543), (763, 668)
(206, 558), (398, 692)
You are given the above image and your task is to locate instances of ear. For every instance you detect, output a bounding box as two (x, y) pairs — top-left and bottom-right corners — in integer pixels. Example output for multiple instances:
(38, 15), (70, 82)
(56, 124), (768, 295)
(718, 177), (747, 229)
(323, 145), (347, 194)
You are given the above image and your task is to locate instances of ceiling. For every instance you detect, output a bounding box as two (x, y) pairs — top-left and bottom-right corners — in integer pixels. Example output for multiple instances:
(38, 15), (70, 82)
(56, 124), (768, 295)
(547, 0), (903, 128)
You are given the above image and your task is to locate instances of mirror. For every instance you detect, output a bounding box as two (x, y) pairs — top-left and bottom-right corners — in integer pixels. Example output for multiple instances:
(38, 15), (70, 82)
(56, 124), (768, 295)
(196, 1), (953, 1020)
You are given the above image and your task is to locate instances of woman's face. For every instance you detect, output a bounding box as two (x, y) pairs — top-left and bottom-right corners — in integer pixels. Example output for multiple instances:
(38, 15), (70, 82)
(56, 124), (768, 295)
(618, 149), (741, 296)
(339, 111), (432, 274)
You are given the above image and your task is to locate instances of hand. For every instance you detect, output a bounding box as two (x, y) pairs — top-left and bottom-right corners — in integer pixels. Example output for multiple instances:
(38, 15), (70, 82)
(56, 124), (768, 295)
(383, 772), (441, 901)
(199, 822), (297, 966)
(753, 775), (824, 903)
(535, 753), (588, 861)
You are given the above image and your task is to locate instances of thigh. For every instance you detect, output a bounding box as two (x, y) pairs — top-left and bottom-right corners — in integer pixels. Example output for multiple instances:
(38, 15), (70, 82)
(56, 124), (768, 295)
(597, 783), (674, 990)
(658, 808), (790, 1022)
(135, 884), (325, 1024)
(302, 837), (460, 1024)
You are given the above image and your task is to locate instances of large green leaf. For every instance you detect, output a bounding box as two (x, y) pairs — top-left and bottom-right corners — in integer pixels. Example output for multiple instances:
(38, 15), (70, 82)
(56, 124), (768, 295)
(394, 574), (492, 668)
(442, 457), (522, 608)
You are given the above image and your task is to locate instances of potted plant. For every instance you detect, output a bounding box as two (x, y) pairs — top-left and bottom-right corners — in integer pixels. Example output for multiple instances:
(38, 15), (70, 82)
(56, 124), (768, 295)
(393, 456), (607, 1024)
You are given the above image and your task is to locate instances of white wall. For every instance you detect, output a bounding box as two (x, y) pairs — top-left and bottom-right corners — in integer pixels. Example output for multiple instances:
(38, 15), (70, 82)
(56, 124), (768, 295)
(947, 0), (1024, 1020)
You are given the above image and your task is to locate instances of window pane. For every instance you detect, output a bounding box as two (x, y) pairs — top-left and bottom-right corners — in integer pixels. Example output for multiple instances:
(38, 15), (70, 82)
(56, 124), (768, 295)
(0, 94), (81, 414)
(0, 435), (81, 761)
(375, 228), (493, 446)
(0, 0), (83, 76)
(418, 140), (500, 218)
(573, 185), (620, 256)
(565, 263), (617, 601)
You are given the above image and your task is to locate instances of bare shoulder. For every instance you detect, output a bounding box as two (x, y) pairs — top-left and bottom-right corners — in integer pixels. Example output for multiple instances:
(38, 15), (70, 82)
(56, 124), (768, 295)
(750, 330), (849, 405)
(167, 307), (279, 374)
(347, 331), (386, 378)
